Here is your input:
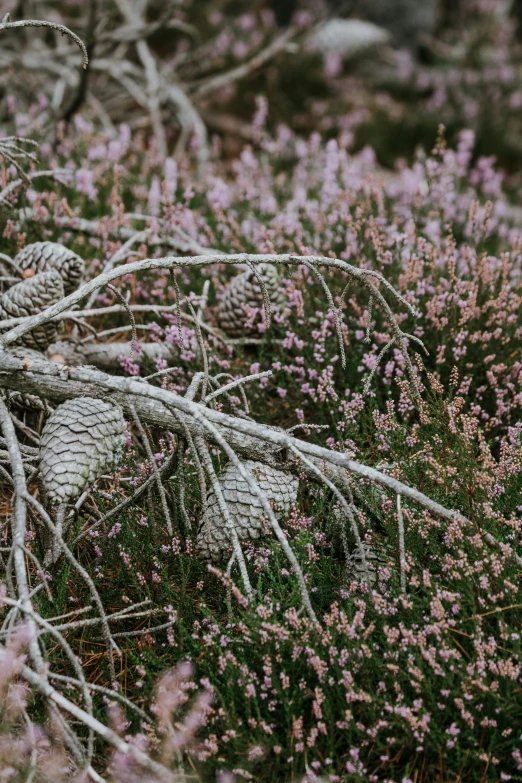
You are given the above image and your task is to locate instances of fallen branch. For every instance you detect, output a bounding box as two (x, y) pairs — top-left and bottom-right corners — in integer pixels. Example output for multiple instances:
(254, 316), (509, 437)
(0, 352), (516, 568)
(0, 252), (420, 397)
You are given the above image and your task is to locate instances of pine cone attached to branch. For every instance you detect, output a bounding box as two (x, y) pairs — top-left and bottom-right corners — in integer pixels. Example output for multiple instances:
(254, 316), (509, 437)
(217, 263), (286, 338)
(40, 398), (127, 505)
(197, 459), (298, 562)
(14, 242), (84, 295)
(2, 348), (52, 413)
(0, 271), (64, 351)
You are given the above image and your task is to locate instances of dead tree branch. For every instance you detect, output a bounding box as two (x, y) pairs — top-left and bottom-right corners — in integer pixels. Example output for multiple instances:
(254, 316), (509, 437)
(0, 352), (515, 569)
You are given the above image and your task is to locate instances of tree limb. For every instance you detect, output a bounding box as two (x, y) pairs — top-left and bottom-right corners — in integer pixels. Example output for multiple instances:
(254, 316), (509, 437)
(0, 352), (516, 569)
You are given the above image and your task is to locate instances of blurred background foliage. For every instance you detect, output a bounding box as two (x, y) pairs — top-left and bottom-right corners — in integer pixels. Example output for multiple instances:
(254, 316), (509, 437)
(2, 0), (522, 178)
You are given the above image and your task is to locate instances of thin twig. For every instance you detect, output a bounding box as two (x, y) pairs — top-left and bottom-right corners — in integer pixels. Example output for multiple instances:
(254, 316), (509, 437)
(191, 26), (297, 98)
(0, 16), (89, 68)
(397, 494), (407, 594)
(129, 403), (173, 536)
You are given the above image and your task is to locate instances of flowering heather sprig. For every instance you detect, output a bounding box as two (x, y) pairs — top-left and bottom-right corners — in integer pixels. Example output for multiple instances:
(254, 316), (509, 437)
(186, 502), (522, 779)
(0, 625), (215, 782)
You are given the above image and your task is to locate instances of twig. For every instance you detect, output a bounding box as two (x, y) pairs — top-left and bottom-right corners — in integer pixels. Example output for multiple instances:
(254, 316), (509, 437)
(397, 494), (407, 594)
(0, 16), (89, 68)
(0, 169), (73, 206)
(107, 619), (177, 639)
(112, 0), (167, 158)
(61, 0), (98, 121)
(129, 403), (173, 536)
(20, 664), (177, 782)
(203, 371), (272, 404)
(0, 399), (43, 670)
(191, 26), (297, 98)
(49, 671), (150, 721)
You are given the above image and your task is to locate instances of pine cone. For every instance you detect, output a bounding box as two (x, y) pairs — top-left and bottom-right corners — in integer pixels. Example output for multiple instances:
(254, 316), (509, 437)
(40, 398), (127, 505)
(0, 271), (64, 351)
(2, 348), (52, 412)
(217, 264), (286, 338)
(197, 460), (298, 562)
(347, 542), (393, 587)
(14, 242), (84, 295)
(307, 19), (390, 58)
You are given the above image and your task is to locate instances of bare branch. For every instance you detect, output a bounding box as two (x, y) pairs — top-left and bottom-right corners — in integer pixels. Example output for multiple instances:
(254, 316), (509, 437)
(0, 17), (89, 68)
(191, 26), (297, 99)
(0, 252), (419, 397)
(0, 350), (515, 569)
(20, 663), (177, 782)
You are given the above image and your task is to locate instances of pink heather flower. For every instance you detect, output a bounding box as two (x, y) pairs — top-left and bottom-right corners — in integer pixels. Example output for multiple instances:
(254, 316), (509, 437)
(207, 178), (233, 210)
(148, 175), (161, 216)
(119, 355), (140, 376)
(108, 523), (121, 539)
(164, 157), (178, 200)
(119, 122), (131, 153)
(107, 139), (123, 161)
(324, 52), (343, 78)
(76, 167), (97, 200)
(88, 143), (107, 161)
(74, 114), (93, 133)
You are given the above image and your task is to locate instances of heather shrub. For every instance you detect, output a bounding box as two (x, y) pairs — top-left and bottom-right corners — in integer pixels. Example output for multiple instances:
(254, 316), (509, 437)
(2, 118), (520, 780)
(0, 624), (213, 782)
(1, 7), (522, 778)
(4, 118), (521, 439)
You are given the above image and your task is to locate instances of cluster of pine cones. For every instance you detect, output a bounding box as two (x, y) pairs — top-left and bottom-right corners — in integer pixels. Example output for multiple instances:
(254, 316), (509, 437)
(0, 242), (85, 415)
(0, 241), (84, 352)
(0, 244), (131, 558)
(0, 247), (383, 582)
(0, 245), (128, 527)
